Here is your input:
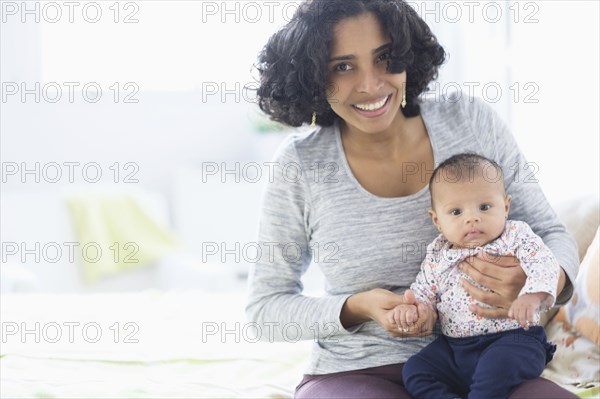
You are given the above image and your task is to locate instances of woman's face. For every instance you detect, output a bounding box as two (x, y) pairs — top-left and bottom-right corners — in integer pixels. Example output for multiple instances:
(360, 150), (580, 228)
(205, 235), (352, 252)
(326, 12), (407, 135)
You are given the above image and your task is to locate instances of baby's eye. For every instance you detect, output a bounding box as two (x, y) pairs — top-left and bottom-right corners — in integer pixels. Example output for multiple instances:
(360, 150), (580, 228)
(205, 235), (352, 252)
(480, 204), (491, 211)
(450, 209), (462, 216)
(334, 63), (352, 72)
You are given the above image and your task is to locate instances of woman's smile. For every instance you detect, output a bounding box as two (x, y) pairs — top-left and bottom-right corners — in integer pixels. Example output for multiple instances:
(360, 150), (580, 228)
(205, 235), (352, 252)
(351, 94), (392, 117)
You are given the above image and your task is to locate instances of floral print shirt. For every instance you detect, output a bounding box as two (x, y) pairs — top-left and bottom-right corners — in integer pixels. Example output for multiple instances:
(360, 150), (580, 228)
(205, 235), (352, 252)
(411, 220), (560, 337)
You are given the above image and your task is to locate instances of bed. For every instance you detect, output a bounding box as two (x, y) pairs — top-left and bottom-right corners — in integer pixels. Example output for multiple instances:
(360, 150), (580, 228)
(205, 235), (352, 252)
(0, 291), (312, 398)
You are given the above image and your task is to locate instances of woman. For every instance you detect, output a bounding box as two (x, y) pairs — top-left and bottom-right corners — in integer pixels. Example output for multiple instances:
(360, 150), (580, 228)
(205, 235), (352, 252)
(246, 1), (579, 397)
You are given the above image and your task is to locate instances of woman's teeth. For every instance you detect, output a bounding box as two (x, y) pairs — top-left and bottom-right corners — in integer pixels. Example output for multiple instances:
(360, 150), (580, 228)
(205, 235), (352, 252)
(353, 95), (389, 111)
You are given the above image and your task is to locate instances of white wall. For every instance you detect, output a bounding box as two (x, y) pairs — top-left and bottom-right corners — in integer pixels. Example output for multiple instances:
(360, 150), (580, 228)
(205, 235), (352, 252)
(509, 1), (599, 203)
(427, 1), (599, 203)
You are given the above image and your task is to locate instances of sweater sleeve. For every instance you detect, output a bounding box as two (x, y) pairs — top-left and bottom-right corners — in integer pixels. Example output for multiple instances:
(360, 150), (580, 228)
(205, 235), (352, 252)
(245, 135), (360, 342)
(465, 97), (578, 305)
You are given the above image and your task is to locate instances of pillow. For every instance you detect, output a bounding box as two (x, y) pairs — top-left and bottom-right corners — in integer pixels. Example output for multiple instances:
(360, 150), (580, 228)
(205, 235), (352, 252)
(542, 228), (599, 388)
(561, 228), (600, 345)
(540, 197), (598, 327)
(553, 195), (599, 262)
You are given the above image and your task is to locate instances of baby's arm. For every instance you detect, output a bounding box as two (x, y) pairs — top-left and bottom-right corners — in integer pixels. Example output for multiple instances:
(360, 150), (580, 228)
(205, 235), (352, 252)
(387, 289), (438, 334)
(507, 221), (561, 329)
(388, 290), (419, 331)
(388, 303), (419, 332)
(388, 240), (441, 333)
(508, 292), (551, 330)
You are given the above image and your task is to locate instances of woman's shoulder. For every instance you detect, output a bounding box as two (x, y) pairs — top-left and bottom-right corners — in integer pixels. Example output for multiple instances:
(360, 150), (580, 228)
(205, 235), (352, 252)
(420, 90), (492, 124)
(271, 124), (338, 164)
(420, 90), (506, 153)
(418, 90), (480, 146)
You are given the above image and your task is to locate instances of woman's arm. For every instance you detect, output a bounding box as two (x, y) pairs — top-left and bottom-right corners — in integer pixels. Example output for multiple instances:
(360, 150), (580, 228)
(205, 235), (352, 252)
(342, 256), (440, 337)
(246, 136), (360, 342)
(460, 253), (567, 318)
(340, 290), (371, 327)
(341, 288), (436, 337)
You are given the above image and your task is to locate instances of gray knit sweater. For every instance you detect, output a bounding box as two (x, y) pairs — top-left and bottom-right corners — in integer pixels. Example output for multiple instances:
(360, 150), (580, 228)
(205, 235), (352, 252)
(245, 93), (578, 375)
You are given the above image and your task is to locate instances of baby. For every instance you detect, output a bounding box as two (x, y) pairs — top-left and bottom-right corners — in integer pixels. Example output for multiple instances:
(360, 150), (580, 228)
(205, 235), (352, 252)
(392, 153), (560, 399)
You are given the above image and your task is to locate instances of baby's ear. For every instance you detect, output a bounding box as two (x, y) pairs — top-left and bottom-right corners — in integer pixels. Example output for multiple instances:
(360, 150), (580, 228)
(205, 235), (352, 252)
(505, 194), (512, 216)
(428, 209), (439, 226)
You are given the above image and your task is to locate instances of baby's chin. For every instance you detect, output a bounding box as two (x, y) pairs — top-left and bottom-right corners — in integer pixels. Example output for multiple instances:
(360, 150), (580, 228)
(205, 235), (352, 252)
(447, 230), (501, 249)
(451, 242), (484, 250)
(449, 238), (490, 249)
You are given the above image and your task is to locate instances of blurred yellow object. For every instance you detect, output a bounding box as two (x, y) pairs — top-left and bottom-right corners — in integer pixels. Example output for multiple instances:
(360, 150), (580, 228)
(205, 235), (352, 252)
(65, 193), (181, 283)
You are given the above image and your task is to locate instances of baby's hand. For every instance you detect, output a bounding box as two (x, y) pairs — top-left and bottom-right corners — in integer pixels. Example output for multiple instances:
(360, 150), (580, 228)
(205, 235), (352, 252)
(508, 292), (551, 330)
(387, 290), (419, 332)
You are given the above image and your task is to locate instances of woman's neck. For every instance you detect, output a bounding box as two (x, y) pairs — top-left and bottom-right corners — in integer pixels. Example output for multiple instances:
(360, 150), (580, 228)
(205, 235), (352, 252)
(340, 113), (426, 161)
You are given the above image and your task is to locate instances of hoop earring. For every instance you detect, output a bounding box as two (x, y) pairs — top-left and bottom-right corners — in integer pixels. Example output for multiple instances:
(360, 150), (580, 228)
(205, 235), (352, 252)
(311, 112), (317, 128)
(401, 91), (407, 109)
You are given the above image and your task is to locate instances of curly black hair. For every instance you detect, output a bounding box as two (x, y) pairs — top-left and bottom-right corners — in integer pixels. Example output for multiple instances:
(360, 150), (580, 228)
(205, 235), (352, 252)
(255, 0), (446, 128)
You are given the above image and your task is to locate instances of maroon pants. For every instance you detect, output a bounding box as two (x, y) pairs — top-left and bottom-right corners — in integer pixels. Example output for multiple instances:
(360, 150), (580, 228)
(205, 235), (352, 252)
(294, 363), (577, 399)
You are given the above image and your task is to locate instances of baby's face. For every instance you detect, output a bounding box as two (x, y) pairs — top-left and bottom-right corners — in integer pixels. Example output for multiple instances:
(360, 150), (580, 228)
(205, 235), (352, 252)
(429, 174), (511, 249)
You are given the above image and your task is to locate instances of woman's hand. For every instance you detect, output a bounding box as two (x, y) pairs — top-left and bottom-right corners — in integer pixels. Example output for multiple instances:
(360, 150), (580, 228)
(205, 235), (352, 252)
(459, 253), (526, 319)
(342, 288), (436, 337)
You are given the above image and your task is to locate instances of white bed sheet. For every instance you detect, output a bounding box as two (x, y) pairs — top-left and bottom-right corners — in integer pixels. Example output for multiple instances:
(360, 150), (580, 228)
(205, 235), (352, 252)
(4, 291), (595, 398)
(0, 291), (312, 398)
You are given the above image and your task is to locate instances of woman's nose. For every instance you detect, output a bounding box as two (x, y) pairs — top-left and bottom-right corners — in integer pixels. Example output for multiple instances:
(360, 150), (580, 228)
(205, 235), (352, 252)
(356, 68), (384, 93)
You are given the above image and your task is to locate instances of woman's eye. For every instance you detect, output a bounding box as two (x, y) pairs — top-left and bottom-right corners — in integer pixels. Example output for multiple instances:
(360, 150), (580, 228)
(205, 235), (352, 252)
(450, 209), (462, 216)
(480, 204), (491, 211)
(377, 52), (391, 62)
(334, 63), (352, 72)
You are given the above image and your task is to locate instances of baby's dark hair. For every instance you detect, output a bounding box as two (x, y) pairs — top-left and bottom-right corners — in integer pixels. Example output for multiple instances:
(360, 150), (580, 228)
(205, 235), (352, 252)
(254, 0), (446, 127)
(429, 153), (506, 208)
